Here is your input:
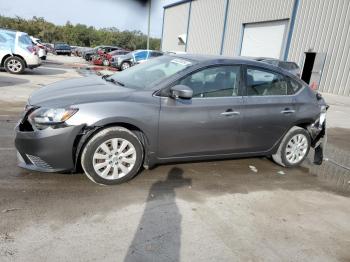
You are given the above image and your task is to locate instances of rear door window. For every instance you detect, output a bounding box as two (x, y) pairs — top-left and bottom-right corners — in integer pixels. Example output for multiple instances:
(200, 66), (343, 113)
(246, 67), (288, 96)
(149, 51), (163, 58)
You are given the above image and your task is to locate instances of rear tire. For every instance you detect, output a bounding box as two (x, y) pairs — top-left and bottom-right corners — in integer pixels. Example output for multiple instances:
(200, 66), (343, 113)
(4, 56), (25, 74)
(272, 127), (311, 167)
(81, 127), (144, 185)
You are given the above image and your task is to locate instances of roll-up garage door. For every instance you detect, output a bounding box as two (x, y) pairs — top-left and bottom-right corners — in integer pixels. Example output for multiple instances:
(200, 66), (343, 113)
(240, 20), (289, 59)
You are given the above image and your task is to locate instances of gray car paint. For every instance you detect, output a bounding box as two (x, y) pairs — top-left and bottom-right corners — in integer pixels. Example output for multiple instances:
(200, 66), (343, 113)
(15, 55), (326, 172)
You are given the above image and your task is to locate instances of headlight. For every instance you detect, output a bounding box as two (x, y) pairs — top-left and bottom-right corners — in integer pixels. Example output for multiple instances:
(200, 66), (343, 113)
(28, 107), (78, 129)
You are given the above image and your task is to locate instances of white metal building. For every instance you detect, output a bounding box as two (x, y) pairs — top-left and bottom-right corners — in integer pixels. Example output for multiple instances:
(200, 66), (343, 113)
(161, 0), (350, 96)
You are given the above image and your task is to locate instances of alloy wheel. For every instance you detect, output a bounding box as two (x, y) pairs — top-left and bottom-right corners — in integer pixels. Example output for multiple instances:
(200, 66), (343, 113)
(285, 134), (308, 164)
(7, 59), (23, 73)
(92, 138), (136, 180)
(121, 63), (130, 70)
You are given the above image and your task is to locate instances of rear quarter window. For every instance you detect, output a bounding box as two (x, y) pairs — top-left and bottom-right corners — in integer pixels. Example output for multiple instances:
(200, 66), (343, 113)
(18, 34), (33, 49)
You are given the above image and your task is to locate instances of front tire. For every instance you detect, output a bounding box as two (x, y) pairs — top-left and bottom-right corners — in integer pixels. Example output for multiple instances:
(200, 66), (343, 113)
(4, 56), (25, 74)
(121, 61), (131, 70)
(272, 127), (311, 167)
(102, 59), (110, 66)
(81, 127), (144, 185)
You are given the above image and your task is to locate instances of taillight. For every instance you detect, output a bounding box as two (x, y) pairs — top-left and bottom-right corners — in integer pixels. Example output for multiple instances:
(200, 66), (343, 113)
(27, 46), (37, 54)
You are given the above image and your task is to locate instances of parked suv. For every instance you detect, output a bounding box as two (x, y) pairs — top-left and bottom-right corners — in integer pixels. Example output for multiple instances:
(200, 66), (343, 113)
(30, 36), (47, 60)
(0, 28), (41, 74)
(15, 55), (327, 185)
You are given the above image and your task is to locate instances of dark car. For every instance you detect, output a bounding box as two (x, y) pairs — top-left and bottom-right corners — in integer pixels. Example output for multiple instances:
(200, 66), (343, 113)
(54, 43), (72, 56)
(111, 50), (163, 70)
(84, 46), (121, 61)
(255, 57), (301, 77)
(15, 55), (327, 185)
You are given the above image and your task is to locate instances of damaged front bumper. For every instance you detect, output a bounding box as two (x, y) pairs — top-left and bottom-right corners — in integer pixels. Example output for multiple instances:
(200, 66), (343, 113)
(15, 118), (85, 172)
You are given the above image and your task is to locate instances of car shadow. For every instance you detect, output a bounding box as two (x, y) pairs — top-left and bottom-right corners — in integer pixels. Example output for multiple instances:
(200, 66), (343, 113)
(123, 167), (192, 262)
(24, 67), (66, 76)
(0, 76), (29, 87)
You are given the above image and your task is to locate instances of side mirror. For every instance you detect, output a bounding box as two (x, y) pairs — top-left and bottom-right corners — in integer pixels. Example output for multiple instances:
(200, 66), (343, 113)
(170, 85), (193, 99)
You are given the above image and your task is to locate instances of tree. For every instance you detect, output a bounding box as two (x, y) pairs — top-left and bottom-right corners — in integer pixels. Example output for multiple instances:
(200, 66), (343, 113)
(0, 15), (160, 50)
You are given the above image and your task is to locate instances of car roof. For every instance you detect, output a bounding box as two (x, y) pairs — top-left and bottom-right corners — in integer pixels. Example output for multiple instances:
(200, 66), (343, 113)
(169, 54), (299, 78)
(171, 53), (271, 65)
(252, 57), (298, 64)
(0, 28), (27, 35)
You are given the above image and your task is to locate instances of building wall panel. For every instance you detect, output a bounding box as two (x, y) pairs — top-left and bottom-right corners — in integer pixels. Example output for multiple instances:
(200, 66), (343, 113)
(288, 0), (350, 96)
(161, 2), (190, 52)
(186, 0), (226, 54)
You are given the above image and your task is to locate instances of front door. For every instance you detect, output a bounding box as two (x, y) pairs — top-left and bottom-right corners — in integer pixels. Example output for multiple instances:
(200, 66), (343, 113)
(158, 65), (243, 159)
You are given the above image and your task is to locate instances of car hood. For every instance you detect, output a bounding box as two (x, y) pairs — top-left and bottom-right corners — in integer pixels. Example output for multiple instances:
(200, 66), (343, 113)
(29, 76), (134, 108)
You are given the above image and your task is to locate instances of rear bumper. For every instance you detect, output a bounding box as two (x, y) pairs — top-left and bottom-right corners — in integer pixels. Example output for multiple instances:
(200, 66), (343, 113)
(15, 122), (85, 172)
(309, 116), (327, 165)
(26, 55), (41, 68)
(28, 63), (41, 69)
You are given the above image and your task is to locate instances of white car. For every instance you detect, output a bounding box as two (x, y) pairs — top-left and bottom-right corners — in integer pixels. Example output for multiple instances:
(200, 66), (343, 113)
(30, 36), (47, 60)
(0, 28), (41, 74)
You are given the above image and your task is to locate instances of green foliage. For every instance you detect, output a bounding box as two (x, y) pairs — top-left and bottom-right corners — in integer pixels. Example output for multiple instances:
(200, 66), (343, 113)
(0, 15), (160, 50)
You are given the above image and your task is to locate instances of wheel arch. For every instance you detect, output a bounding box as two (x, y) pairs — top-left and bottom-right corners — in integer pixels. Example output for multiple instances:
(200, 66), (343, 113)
(1, 54), (11, 67)
(73, 122), (150, 172)
(13, 54), (27, 67)
(2, 54), (27, 67)
(270, 120), (315, 155)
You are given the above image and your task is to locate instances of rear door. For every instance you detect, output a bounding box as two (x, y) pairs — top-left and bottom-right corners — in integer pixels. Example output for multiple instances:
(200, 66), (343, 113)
(158, 65), (244, 158)
(240, 66), (296, 152)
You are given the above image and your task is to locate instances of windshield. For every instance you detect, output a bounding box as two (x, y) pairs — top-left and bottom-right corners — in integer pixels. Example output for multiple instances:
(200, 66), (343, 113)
(108, 56), (194, 89)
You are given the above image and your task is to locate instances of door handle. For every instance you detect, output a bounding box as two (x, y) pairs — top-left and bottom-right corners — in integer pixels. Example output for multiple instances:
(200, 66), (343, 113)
(280, 109), (295, 114)
(221, 111), (240, 116)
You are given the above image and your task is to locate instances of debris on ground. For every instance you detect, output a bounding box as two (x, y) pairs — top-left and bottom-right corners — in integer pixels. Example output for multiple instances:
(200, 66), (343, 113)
(277, 171), (286, 175)
(249, 165), (258, 173)
(0, 233), (14, 243)
(1, 208), (21, 213)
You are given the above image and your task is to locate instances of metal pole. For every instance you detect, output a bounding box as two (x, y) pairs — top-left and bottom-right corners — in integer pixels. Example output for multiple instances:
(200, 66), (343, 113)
(147, 0), (151, 49)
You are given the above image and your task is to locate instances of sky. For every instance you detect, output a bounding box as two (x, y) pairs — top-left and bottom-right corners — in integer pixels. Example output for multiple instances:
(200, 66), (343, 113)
(0, 0), (177, 37)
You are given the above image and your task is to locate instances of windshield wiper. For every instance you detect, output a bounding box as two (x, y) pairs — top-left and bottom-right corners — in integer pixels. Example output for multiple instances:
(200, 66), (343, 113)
(102, 75), (125, 86)
(102, 74), (111, 79)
